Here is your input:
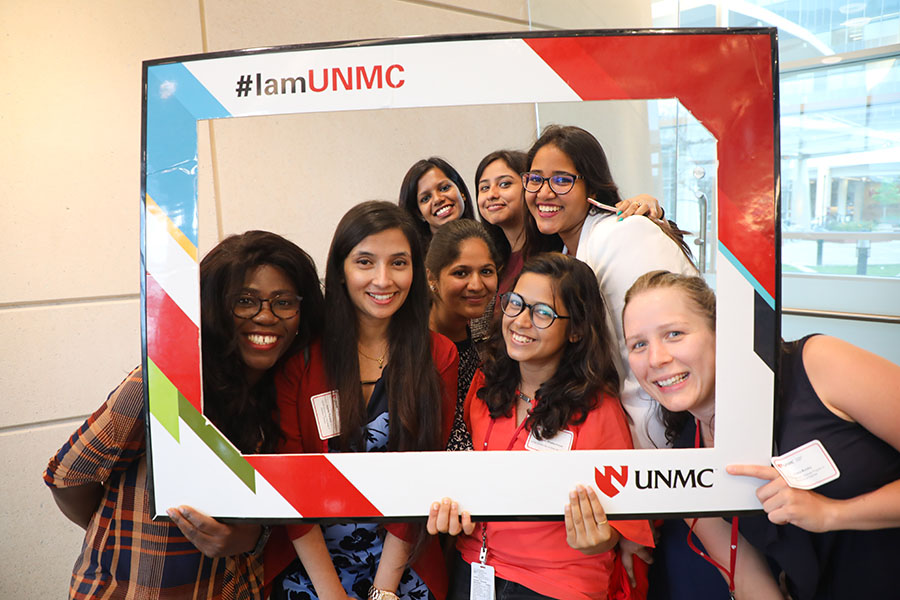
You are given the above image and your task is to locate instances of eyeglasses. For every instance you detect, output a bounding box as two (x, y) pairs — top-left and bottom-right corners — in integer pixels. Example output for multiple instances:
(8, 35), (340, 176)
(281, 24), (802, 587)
(232, 294), (302, 320)
(500, 292), (570, 329)
(522, 172), (583, 195)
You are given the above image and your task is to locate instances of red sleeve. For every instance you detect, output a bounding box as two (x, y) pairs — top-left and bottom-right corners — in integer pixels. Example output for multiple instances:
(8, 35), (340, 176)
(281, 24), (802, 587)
(277, 340), (330, 541)
(430, 332), (459, 447)
(576, 393), (655, 548)
(463, 369), (486, 440)
(274, 352), (306, 454)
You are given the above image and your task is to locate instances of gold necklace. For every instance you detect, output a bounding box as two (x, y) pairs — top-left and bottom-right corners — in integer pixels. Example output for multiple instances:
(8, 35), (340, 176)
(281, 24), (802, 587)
(358, 345), (387, 369)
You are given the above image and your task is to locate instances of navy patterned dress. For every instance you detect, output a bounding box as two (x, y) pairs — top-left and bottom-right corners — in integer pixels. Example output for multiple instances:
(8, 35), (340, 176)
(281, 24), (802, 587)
(280, 376), (432, 600)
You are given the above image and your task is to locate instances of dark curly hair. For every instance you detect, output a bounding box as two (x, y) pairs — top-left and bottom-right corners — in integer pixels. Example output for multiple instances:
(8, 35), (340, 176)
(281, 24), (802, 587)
(199, 230), (324, 453)
(478, 253), (620, 439)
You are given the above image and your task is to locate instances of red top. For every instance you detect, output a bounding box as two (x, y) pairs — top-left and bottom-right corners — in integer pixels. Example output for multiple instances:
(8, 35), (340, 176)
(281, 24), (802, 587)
(264, 333), (458, 599)
(457, 370), (653, 600)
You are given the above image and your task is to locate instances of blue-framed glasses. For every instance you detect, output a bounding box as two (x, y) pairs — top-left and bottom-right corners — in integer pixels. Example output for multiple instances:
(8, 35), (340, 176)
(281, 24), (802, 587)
(522, 171), (582, 195)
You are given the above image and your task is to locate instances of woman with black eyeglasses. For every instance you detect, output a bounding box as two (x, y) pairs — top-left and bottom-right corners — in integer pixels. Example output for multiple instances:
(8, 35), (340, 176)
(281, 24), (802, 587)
(523, 125), (696, 452)
(44, 231), (325, 599)
(426, 253), (653, 600)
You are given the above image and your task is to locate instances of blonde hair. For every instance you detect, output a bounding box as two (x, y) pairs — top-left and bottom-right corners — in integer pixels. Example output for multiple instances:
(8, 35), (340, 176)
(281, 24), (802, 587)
(623, 270), (716, 446)
(623, 270), (715, 329)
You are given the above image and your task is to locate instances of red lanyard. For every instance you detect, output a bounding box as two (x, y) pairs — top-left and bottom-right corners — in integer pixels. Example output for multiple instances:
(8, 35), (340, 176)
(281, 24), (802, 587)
(482, 391), (532, 451)
(688, 418), (738, 598)
(687, 517), (738, 598)
(478, 394), (531, 565)
(482, 412), (529, 451)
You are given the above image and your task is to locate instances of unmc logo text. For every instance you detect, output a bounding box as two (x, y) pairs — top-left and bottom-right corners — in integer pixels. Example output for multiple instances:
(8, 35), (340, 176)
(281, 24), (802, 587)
(595, 465), (715, 498)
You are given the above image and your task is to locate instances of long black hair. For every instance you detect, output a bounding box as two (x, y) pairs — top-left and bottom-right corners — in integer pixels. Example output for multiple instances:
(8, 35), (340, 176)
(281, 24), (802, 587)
(479, 253), (620, 439)
(524, 125), (692, 260)
(200, 230), (324, 453)
(324, 201), (444, 452)
(398, 157), (476, 247)
(425, 219), (501, 283)
(475, 150), (561, 269)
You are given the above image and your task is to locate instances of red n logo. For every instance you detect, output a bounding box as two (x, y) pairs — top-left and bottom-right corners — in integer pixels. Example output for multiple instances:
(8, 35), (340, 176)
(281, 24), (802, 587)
(595, 465), (629, 498)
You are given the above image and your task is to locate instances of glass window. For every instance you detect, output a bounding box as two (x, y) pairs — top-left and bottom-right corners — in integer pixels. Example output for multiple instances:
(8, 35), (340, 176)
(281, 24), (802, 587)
(654, 0), (900, 278)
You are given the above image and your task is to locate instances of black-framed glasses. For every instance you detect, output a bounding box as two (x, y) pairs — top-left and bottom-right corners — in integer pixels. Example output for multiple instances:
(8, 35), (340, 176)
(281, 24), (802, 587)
(232, 294), (302, 320)
(522, 172), (583, 195)
(500, 292), (570, 329)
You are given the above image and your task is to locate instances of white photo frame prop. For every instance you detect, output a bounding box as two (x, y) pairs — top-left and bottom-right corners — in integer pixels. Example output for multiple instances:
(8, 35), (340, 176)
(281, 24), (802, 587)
(142, 29), (780, 520)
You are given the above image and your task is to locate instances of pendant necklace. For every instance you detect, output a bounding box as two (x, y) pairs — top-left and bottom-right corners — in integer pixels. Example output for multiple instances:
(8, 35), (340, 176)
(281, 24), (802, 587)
(358, 345), (387, 369)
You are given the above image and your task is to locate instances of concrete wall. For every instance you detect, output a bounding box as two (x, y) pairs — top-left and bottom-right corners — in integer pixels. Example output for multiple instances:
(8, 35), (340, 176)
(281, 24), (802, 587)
(0, 1), (655, 596)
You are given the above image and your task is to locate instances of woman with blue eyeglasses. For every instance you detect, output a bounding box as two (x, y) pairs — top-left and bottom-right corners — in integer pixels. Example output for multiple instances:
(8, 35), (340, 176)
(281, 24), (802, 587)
(523, 125), (696, 452)
(475, 149), (664, 298)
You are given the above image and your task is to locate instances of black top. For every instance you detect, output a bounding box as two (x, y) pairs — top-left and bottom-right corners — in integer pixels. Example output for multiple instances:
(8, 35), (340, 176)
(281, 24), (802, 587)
(648, 418), (731, 600)
(739, 335), (900, 600)
(446, 333), (476, 451)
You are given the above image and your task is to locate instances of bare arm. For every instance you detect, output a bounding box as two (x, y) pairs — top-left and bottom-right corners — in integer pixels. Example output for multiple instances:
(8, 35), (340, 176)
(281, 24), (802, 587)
(730, 336), (900, 532)
(689, 518), (783, 600)
(50, 483), (104, 529)
(292, 526), (352, 599)
(372, 531), (412, 595)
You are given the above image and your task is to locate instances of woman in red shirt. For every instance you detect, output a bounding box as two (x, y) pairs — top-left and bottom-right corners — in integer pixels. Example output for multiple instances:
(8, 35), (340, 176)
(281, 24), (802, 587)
(429, 253), (653, 600)
(274, 201), (458, 600)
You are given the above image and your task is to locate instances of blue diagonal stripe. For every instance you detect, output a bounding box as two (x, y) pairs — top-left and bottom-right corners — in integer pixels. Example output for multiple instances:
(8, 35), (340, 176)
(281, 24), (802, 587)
(146, 63), (231, 247)
(719, 241), (775, 309)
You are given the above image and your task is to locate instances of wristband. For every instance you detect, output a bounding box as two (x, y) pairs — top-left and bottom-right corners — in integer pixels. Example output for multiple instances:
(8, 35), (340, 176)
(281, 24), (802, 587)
(249, 525), (271, 557)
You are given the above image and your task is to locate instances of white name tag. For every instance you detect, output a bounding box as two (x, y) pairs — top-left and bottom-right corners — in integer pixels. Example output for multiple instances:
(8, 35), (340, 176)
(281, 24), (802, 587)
(772, 439), (840, 490)
(524, 429), (574, 451)
(470, 561), (495, 600)
(310, 391), (340, 440)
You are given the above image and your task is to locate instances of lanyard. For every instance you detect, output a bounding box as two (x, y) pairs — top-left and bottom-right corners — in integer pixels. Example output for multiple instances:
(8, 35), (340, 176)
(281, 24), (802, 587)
(482, 390), (532, 452)
(688, 418), (738, 598)
(479, 391), (532, 564)
(687, 517), (739, 599)
(482, 415), (529, 452)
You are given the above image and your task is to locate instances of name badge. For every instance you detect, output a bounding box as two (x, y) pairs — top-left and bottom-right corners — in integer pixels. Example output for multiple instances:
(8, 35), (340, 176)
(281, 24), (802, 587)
(772, 439), (840, 490)
(470, 561), (495, 600)
(524, 429), (574, 451)
(310, 391), (340, 440)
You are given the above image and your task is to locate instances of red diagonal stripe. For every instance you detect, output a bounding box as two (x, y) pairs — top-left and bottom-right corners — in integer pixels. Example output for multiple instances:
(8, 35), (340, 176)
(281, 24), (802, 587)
(146, 273), (202, 411)
(525, 34), (776, 298)
(246, 455), (383, 518)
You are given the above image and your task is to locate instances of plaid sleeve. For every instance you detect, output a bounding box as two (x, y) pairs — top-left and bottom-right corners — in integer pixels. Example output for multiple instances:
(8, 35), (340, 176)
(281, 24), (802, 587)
(44, 366), (146, 488)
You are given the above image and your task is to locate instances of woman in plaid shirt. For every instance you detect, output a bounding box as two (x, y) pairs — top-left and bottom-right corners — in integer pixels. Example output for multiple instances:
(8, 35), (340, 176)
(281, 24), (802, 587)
(45, 231), (325, 599)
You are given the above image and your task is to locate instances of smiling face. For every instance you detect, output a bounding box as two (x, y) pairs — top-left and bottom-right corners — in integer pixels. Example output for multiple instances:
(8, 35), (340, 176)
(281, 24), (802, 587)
(343, 227), (413, 327)
(623, 286), (716, 418)
(525, 143), (591, 249)
(477, 158), (525, 230)
(431, 237), (498, 323)
(502, 272), (571, 373)
(233, 264), (301, 384)
(417, 167), (464, 233)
